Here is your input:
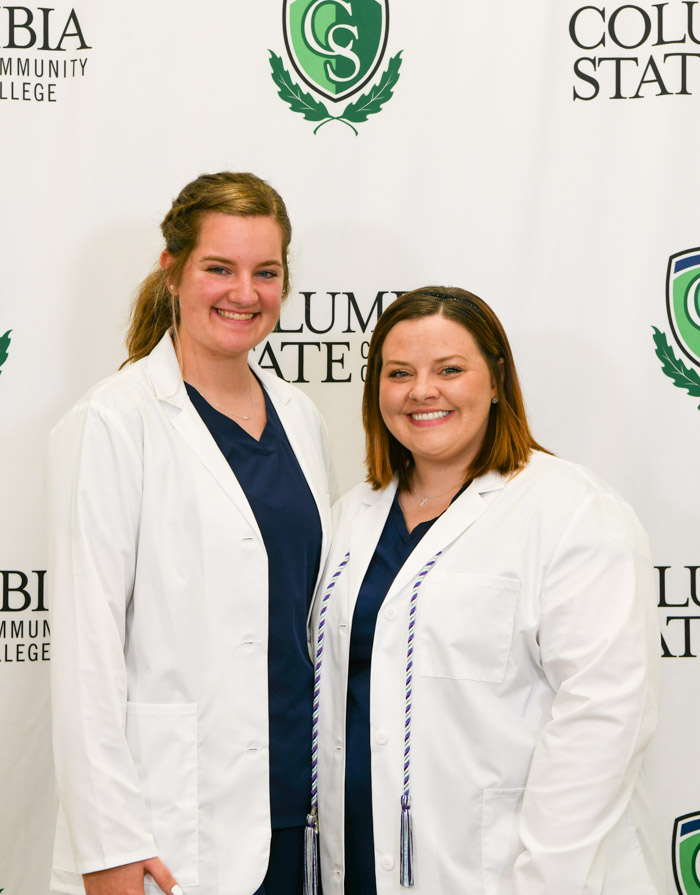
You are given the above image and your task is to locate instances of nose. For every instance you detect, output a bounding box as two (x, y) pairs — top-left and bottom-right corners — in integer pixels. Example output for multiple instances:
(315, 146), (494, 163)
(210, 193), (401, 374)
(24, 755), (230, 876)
(229, 274), (257, 306)
(408, 375), (439, 402)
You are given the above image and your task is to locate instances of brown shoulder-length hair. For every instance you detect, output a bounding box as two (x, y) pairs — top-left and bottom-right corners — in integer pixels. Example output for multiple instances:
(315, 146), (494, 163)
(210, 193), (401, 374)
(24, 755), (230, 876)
(122, 171), (292, 367)
(363, 286), (549, 491)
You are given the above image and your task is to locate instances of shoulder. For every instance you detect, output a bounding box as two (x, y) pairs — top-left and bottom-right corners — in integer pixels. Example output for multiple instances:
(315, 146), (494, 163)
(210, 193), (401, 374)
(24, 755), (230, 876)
(332, 480), (389, 526)
(514, 451), (648, 550)
(50, 357), (156, 447)
(52, 330), (184, 432)
(335, 480), (376, 510)
(515, 450), (626, 502)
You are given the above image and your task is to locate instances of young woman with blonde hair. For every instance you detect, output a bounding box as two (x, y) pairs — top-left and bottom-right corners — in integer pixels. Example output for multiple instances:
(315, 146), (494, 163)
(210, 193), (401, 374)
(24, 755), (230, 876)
(49, 172), (333, 895)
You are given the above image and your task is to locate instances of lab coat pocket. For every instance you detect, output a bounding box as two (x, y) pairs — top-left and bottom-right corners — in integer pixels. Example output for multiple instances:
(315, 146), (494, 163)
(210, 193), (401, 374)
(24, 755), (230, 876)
(125, 702), (199, 886)
(481, 787), (524, 895)
(418, 573), (519, 682)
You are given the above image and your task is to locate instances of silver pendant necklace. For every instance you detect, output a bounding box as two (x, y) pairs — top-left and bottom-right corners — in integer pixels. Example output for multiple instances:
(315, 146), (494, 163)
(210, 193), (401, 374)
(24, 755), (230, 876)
(203, 372), (256, 421)
(413, 482), (464, 507)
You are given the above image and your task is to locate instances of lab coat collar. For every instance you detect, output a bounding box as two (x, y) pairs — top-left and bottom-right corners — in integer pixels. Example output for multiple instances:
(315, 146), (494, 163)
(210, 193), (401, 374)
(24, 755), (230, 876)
(251, 358), (333, 572)
(347, 482), (398, 604)
(146, 329), (187, 404)
(347, 469), (509, 606)
(145, 330), (294, 410)
(144, 332), (327, 545)
(144, 332), (261, 534)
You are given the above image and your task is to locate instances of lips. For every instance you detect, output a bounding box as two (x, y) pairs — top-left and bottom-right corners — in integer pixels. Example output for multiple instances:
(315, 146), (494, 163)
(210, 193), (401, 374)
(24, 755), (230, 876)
(410, 410), (451, 421)
(214, 308), (256, 321)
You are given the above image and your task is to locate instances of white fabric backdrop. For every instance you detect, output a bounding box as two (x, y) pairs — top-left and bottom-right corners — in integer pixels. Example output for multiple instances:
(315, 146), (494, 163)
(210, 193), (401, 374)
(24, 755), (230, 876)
(1, 1), (699, 892)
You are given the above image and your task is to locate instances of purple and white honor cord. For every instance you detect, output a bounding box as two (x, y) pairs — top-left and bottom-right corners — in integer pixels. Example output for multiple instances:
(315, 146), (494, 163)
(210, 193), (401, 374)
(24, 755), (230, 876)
(401, 551), (442, 888)
(304, 552), (350, 895)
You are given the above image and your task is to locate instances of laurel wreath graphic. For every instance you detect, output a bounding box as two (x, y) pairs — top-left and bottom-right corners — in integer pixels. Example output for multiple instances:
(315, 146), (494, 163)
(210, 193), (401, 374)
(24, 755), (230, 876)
(652, 326), (700, 408)
(269, 50), (402, 135)
(0, 329), (11, 375)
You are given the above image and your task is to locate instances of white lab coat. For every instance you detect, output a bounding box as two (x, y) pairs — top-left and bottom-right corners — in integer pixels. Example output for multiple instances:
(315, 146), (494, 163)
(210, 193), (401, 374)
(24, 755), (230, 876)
(47, 331), (333, 895)
(315, 451), (664, 895)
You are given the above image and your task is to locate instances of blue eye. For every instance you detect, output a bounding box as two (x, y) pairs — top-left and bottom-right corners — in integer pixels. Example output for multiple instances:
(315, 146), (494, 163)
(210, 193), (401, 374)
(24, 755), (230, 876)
(256, 269), (279, 279)
(207, 265), (228, 275)
(441, 366), (463, 375)
(388, 369), (410, 378)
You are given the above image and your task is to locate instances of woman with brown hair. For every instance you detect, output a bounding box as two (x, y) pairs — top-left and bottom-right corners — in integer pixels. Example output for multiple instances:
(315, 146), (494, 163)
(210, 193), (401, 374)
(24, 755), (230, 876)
(311, 287), (662, 895)
(48, 172), (333, 895)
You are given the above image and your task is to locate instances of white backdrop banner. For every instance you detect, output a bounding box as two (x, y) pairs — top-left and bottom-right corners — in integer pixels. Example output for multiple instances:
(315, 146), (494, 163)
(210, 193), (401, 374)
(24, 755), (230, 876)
(1, 1), (699, 893)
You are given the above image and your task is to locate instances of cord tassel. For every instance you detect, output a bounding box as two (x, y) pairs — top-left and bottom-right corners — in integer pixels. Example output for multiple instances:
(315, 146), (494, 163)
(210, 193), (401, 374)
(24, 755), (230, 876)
(304, 809), (319, 895)
(400, 793), (414, 887)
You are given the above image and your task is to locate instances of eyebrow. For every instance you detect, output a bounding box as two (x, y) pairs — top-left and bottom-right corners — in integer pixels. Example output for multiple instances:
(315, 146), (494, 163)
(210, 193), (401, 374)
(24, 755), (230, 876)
(201, 254), (283, 267)
(384, 355), (467, 365)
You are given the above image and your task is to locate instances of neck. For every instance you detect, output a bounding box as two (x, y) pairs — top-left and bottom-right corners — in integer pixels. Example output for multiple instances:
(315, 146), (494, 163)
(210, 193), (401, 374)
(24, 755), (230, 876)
(177, 340), (252, 400)
(409, 458), (470, 499)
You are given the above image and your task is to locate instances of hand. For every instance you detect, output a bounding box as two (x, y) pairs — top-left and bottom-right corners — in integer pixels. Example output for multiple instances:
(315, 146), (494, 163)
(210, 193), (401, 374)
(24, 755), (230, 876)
(83, 857), (182, 895)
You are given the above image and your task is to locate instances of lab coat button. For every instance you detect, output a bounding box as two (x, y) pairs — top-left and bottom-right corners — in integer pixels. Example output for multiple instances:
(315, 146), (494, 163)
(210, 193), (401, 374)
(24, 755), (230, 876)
(381, 855), (395, 871)
(385, 607), (398, 620)
(375, 728), (389, 745)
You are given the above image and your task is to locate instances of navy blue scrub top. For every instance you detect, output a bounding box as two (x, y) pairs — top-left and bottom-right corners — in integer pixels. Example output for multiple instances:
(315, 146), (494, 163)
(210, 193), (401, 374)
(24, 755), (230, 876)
(344, 491), (445, 895)
(186, 381), (322, 830)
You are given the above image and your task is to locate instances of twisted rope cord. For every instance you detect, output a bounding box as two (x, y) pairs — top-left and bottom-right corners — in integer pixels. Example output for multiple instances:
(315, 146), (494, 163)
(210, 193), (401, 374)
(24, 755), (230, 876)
(403, 552), (442, 798)
(310, 551), (350, 809)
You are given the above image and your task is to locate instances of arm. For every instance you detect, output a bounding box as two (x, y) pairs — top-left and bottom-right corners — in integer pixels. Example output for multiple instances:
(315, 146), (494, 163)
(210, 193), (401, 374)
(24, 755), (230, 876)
(513, 492), (659, 894)
(48, 399), (170, 880)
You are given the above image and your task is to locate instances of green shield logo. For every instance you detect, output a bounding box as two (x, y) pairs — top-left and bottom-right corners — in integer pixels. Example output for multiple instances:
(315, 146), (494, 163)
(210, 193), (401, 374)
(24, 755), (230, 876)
(653, 250), (700, 408)
(283, 0), (388, 102)
(667, 248), (700, 367)
(674, 812), (700, 895)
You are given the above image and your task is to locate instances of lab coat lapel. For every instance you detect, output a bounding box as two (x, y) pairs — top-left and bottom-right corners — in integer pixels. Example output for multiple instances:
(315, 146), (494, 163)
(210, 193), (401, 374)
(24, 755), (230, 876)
(251, 359), (332, 565)
(383, 470), (507, 603)
(145, 332), (262, 536)
(346, 483), (398, 608)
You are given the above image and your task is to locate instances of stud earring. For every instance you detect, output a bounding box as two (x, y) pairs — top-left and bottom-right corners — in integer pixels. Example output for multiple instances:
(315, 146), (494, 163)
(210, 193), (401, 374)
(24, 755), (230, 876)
(491, 396), (499, 404)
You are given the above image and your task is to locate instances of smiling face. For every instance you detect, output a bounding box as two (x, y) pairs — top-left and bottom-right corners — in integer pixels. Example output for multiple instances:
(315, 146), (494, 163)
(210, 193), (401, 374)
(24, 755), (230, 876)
(162, 212), (284, 372)
(379, 314), (498, 474)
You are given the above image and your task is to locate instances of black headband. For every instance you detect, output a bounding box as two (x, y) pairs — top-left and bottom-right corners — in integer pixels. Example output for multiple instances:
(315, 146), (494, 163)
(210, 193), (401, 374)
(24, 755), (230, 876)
(413, 290), (486, 319)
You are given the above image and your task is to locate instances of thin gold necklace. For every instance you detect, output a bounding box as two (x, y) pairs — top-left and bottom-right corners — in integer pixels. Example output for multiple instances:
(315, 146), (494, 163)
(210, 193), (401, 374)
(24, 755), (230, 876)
(203, 372), (256, 421)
